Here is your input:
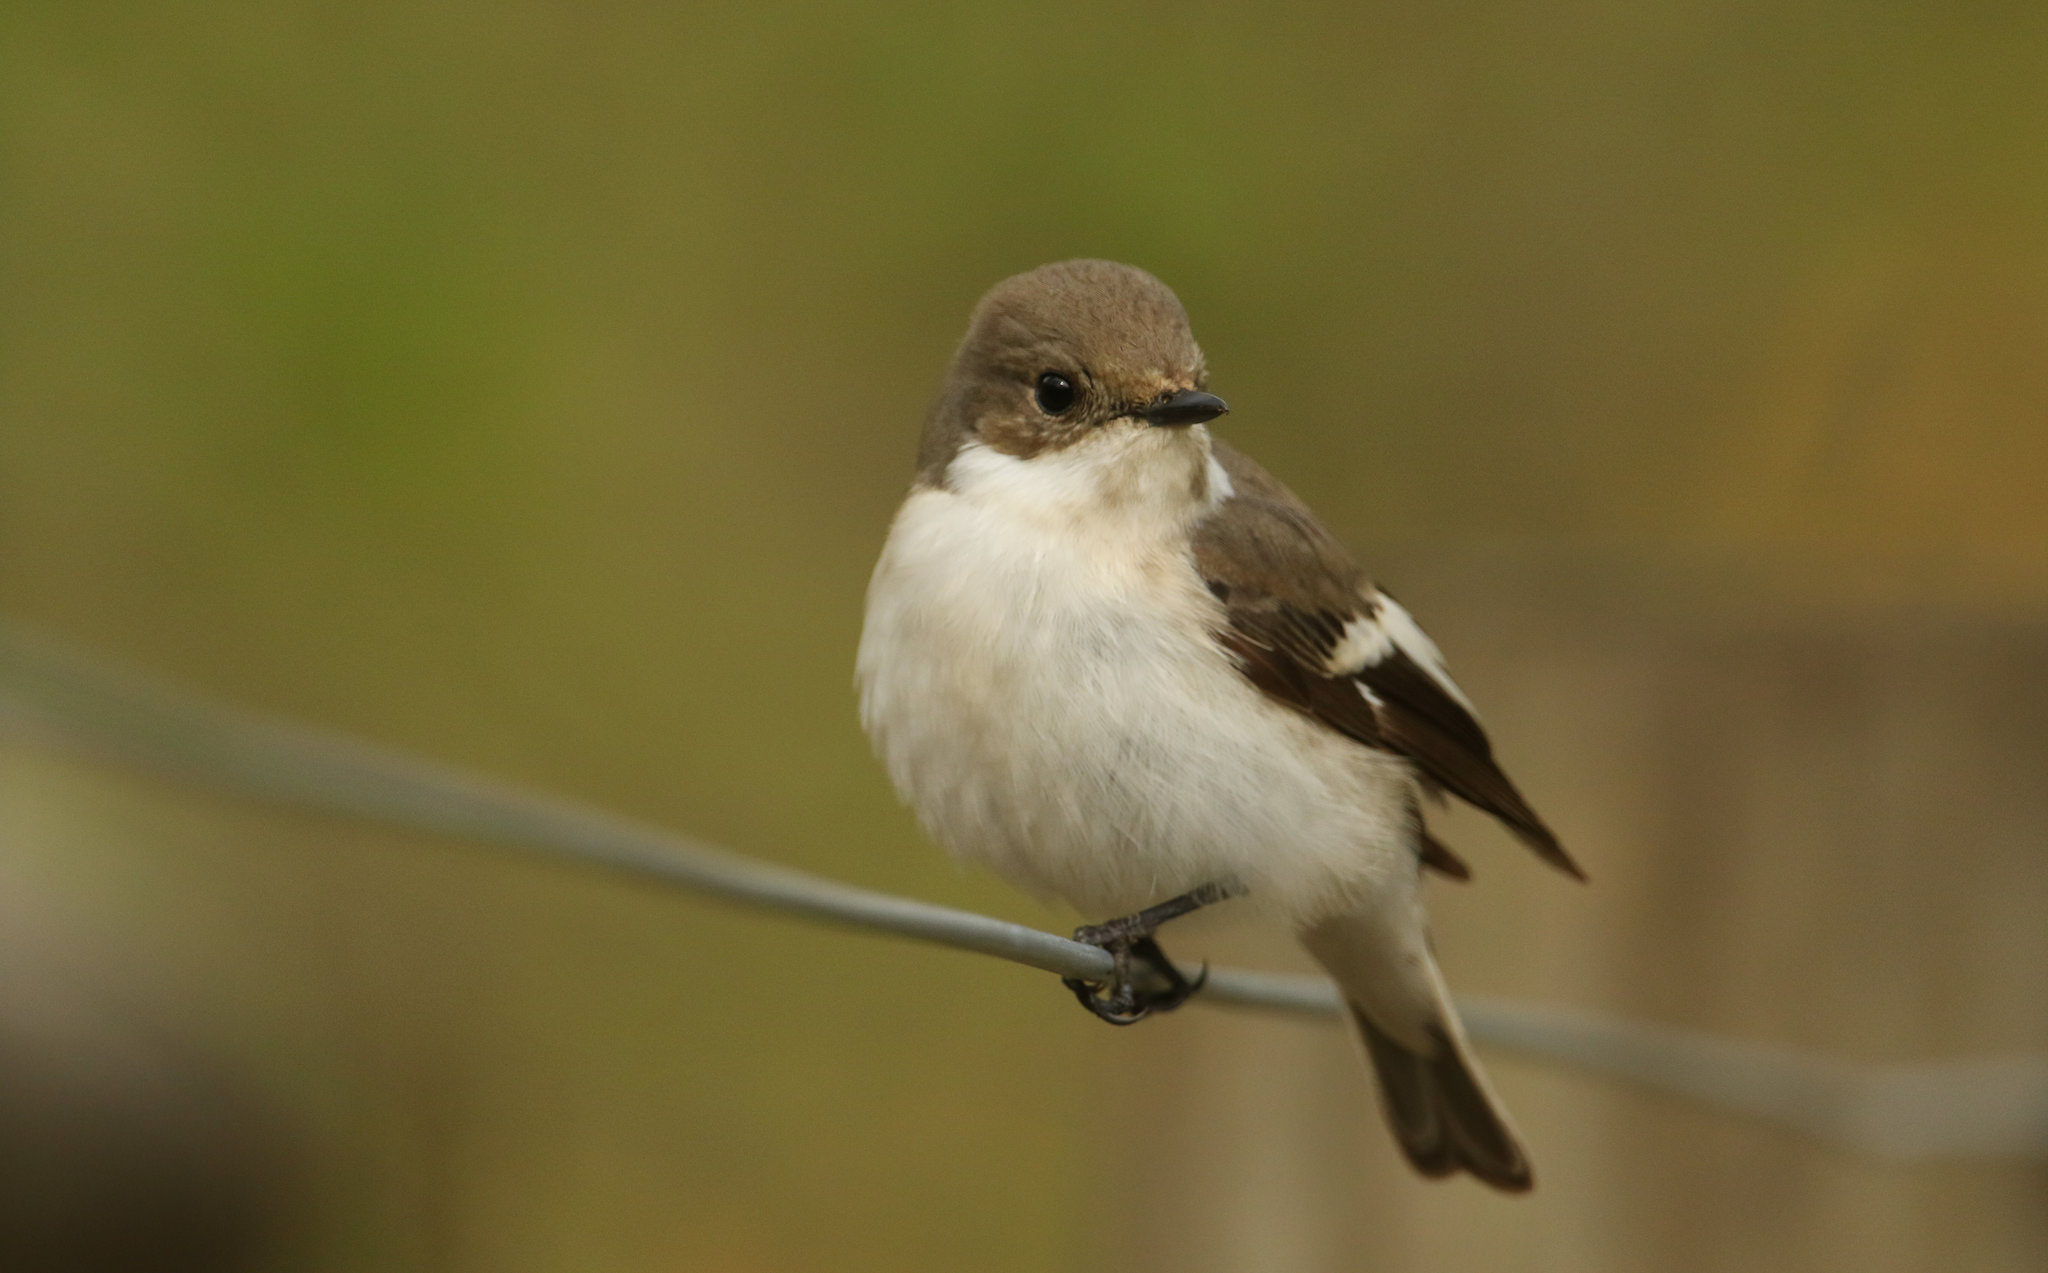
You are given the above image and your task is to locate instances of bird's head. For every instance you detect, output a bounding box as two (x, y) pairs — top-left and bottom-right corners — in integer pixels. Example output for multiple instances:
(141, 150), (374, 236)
(917, 261), (1229, 494)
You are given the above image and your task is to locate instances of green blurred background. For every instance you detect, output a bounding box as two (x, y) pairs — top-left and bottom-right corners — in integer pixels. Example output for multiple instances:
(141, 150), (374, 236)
(2, 2), (2045, 1270)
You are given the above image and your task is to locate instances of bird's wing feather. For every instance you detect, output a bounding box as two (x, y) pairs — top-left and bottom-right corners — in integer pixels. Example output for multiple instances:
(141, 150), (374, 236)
(1194, 440), (1583, 880)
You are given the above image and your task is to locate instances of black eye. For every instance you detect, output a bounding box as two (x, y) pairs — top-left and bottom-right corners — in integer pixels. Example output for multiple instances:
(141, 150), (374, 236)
(1034, 371), (1076, 415)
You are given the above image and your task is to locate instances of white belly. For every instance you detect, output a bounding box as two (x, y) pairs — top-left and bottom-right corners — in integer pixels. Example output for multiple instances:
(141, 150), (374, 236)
(856, 464), (1416, 920)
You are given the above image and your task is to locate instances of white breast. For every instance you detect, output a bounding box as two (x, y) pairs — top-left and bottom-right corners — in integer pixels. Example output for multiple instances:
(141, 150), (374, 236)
(856, 430), (1415, 920)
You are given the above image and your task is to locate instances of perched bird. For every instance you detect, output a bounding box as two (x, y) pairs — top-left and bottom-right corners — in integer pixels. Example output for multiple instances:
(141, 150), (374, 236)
(857, 260), (1583, 1192)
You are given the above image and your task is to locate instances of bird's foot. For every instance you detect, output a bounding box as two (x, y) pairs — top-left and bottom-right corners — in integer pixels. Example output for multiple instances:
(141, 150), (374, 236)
(1060, 879), (1245, 1026)
(1062, 935), (1206, 1025)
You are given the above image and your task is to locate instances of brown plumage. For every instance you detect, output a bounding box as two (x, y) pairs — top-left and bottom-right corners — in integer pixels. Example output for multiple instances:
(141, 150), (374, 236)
(1195, 439), (1578, 1190)
(1195, 441), (1585, 884)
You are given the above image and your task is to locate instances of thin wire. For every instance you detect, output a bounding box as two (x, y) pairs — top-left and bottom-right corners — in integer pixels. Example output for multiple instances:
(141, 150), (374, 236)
(1, 622), (2042, 1161)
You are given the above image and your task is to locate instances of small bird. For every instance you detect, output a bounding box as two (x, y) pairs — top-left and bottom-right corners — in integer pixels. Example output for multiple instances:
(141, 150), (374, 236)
(857, 260), (1583, 1192)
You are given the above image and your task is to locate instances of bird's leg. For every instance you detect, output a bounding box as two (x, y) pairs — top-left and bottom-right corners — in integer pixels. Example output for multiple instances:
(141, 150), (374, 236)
(1062, 878), (1247, 1025)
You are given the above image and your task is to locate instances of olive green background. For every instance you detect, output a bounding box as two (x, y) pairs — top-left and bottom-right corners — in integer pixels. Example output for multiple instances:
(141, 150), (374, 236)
(2, 2), (2045, 1270)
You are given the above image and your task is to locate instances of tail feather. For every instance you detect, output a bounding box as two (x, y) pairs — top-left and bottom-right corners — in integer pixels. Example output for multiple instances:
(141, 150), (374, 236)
(1351, 1010), (1531, 1191)
(1301, 910), (1533, 1193)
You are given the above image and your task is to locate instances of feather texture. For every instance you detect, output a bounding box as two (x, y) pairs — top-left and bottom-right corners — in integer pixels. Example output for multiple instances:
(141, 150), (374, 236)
(1195, 442), (1584, 881)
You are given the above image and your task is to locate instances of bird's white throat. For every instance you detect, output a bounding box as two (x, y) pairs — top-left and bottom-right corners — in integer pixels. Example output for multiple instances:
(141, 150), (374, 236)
(941, 422), (1231, 539)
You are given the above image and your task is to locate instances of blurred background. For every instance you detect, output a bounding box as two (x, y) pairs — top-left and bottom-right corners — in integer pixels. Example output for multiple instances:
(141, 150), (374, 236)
(2, 1), (2045, 1269)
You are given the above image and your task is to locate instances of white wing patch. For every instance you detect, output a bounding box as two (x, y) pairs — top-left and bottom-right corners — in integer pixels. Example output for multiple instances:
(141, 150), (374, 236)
(1327, 613), (1396, 673)
(1327, 592), (1478, 713)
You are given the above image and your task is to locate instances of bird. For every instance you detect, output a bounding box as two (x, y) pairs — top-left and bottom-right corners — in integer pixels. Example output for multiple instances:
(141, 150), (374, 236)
(856, 259), (1583, 1192)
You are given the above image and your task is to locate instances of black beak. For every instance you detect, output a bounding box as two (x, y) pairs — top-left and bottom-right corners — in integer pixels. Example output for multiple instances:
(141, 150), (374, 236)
(1140, 389), (1229, 428)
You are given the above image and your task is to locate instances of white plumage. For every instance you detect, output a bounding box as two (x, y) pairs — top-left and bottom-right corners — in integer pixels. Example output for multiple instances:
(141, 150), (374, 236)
(857, 423), (1417, 925)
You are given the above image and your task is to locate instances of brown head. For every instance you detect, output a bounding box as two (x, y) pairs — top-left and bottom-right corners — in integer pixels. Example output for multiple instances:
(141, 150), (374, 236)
(915, 260), (1228, 484)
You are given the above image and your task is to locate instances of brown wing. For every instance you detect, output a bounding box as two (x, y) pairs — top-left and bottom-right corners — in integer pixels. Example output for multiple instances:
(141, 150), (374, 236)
(1196, 441), (1584, 882)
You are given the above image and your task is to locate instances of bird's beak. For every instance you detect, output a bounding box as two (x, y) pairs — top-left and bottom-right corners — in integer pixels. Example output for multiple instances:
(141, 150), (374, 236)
(1140, 389), (1230, 428)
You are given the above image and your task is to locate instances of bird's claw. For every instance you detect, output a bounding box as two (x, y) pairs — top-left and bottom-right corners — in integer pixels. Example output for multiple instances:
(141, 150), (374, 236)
(1059, 879), (1242, 1025)
(1061, 933), (1208, 1026)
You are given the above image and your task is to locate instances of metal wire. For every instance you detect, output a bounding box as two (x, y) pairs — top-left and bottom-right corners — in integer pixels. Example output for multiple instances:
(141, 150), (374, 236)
(2, 621), (2042, 1161)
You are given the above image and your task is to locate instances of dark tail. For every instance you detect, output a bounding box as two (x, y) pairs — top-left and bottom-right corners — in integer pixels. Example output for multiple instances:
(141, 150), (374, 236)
(1301, 909), (1534, 1192)
(1349, 1008), (1532, 1192)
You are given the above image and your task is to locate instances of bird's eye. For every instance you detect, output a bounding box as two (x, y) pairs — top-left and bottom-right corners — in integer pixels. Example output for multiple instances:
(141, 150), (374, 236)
(1034, 372), (1076, 416)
